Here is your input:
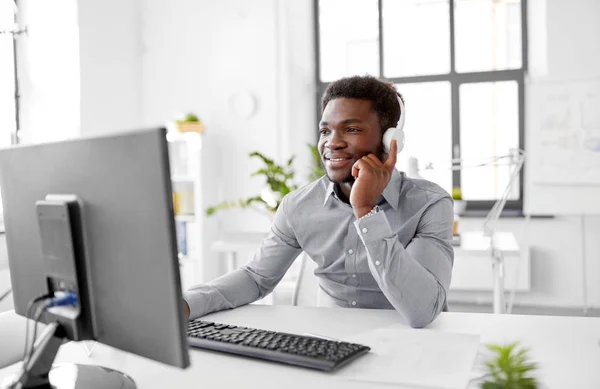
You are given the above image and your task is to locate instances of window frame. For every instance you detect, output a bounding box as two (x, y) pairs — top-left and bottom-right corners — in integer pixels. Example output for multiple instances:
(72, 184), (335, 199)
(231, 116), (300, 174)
(0, 0), (21, 147)
(314, 0), (528, 213)
(0, 1), (22, 229)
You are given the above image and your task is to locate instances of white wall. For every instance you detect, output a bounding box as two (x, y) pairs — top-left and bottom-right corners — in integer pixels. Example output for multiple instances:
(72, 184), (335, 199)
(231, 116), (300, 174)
(71, 0), (316, 282)
(78, 0), (144, 136)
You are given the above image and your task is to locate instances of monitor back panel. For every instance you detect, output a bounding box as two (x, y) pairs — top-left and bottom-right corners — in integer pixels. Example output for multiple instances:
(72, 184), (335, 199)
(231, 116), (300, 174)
(0, 128), (189, 368)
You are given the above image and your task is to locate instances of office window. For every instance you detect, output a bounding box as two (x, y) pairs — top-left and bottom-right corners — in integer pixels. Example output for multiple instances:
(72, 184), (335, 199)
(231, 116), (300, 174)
(19, 0), (80, 144)
(0, 0), (18, 228)
(0, 0), (17, 148)
(316, 0), (526, 212)
(397, 82), (453, 194)
(318, 0), (380, 82)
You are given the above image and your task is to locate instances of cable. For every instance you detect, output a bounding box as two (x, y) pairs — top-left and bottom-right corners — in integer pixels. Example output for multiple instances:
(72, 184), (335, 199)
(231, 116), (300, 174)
(6, 294), (52, 389)
(22, 294), (52, 362)
(24, 292), (78, 366)
(25, 301), (51, 365)
(46, 292), (78, 308)
(0, 288), (12, 304)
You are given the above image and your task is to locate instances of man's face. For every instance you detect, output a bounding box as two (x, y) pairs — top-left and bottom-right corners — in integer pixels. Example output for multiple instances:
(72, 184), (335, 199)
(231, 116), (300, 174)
(318, 98), (384, 184)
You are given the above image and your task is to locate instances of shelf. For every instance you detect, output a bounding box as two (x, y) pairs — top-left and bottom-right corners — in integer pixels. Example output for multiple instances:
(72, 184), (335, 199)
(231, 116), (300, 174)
(175, 214), (196, 222)
(178, 255), (199, 265)
(171, 176), (195, 183)
(166, 129), (203, 143)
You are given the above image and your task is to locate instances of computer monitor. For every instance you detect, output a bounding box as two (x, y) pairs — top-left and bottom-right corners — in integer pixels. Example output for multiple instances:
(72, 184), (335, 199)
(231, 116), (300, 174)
(0, 128), (190, 389)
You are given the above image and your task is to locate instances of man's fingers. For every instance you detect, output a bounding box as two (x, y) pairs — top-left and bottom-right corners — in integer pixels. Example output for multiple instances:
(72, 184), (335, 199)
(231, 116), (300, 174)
(352, 160), (361, 178)
(384, 140), (398, 170)
(353, 158), (376, 178)
(361, 155), (379, 169)
(364, 154), (382, 166)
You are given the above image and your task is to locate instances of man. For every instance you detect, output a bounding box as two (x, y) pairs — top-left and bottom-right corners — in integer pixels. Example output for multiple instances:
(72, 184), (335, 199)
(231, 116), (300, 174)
(184, 75), (453, 328)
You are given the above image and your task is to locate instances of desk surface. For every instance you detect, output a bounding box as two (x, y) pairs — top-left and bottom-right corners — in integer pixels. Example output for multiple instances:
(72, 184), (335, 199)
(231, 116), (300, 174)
(1, 305), (599, 388)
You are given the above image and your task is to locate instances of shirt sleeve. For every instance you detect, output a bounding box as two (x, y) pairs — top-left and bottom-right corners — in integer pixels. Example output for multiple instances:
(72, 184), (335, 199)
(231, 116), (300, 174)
(183, 195), (302, 320)
(354, 196), (454, 328)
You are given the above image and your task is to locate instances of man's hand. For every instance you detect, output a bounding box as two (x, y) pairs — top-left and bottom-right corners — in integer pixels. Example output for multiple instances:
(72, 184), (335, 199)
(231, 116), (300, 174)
(183, 300), (190, 320)
(350, 140), (397, 219)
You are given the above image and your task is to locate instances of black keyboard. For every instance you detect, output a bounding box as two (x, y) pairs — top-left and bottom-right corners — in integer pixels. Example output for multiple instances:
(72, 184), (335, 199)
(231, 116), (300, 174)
(187, 320), (371, 371)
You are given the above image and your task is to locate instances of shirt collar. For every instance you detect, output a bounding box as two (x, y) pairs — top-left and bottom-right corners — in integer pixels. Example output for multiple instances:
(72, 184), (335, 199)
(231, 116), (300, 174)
(322, 169), (402, 210)
(322, 181), (336, 207)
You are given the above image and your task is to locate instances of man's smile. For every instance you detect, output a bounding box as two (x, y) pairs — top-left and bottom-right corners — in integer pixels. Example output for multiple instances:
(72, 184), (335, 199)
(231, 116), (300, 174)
(323, 153), (353, 169)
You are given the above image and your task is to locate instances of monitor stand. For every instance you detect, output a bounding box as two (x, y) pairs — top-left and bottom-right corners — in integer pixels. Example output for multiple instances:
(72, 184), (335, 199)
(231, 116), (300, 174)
(1, 322), (136, 389)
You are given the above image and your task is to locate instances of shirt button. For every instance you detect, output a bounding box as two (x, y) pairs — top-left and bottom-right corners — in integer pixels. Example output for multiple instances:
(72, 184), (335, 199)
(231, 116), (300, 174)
(348, 249), (354, 254)
(362, 227), (368, 233)
(352, 274), (357, 278)
(351, 301), (357, 306)
(375, 260), (381, 266)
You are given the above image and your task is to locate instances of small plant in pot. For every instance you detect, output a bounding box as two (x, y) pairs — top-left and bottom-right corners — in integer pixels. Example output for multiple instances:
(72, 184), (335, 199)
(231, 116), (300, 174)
(472, 342), (540, 389)
(175, 113), (205, 134)
(452, 187), (467, 215)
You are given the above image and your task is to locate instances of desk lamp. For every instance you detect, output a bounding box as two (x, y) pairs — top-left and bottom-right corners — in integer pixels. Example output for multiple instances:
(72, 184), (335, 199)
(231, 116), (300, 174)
(416, 149), (526, 314)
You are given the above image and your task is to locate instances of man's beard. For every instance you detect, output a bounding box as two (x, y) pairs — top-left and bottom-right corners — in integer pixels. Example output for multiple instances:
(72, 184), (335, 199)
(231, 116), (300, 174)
(322, 143), (385, 184)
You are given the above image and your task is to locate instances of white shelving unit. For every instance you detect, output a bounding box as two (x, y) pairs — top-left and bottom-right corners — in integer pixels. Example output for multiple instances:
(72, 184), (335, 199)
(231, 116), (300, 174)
(167, 131), (204, 292)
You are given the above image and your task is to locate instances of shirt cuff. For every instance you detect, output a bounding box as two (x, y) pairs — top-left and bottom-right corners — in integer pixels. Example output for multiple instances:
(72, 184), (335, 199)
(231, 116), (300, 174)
(354, 208), (394, 244)
(183, 290), (206, 320)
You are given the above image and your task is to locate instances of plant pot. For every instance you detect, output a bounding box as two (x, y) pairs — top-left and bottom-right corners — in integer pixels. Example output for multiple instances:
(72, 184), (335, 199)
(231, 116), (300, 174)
(453, 200), (467, 215)
(175, 122), (205, 134)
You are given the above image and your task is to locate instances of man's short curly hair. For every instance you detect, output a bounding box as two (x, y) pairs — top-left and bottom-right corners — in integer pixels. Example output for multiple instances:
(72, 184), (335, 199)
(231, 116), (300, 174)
(321, 75), (402, 132)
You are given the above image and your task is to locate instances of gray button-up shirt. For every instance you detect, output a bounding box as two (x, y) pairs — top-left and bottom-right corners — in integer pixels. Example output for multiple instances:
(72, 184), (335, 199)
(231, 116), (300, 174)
(184, 169), (454, 328)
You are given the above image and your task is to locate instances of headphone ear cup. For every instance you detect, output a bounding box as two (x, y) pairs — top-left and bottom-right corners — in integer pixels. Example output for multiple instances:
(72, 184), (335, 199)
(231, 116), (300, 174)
(383, 127), (405, 154)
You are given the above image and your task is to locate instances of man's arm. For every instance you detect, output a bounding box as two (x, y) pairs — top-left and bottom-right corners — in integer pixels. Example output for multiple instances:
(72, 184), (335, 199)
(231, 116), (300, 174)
(355, 197), (454, 328)
(183, 196), (302, 320)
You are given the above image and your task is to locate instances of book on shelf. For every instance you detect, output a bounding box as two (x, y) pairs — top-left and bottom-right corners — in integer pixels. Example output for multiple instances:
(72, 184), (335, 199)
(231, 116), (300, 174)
(176, 221), (187, 258)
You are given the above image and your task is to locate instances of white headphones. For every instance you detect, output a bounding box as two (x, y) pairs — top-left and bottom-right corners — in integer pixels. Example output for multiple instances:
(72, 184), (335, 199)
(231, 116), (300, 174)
(382, 94), (406, 154)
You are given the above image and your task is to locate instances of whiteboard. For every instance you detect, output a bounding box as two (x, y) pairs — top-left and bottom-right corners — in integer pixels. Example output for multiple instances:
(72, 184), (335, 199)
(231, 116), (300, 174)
(526, 77), (600, 215)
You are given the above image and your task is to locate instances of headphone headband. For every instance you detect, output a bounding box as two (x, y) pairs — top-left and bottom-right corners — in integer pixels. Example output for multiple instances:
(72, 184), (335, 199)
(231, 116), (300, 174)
(382, 92), (406, 154)
(396, 93), (405, 132)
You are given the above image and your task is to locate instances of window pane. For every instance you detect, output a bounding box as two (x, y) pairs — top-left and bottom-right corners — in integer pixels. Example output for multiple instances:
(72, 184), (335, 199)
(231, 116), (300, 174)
(318, 0), (379, 82)
(460, 81), (519, 200)
(455, 0), (522, 73)
(395, 82), (452, 195)
(20, 0), (80, 144)
(383, 0), (450, 77)
(0, 1), (16, 148)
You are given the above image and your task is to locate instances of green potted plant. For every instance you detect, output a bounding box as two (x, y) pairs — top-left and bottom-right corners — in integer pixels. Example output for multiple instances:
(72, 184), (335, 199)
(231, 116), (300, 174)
(175, 113), (205, 134)
(206, 145), (323, 217)
(474, 342), (539, 389)
(206, 152), (298, 217)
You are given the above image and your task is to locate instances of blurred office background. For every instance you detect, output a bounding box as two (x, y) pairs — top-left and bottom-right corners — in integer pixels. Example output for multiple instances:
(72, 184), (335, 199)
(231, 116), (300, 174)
(1, 0), (599, 316)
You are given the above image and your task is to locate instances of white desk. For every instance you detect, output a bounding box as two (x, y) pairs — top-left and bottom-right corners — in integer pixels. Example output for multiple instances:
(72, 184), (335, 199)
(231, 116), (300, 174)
(211, 232), (269, 273)
(452, 231), (530, 292)
(1, 305), (599, 388)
